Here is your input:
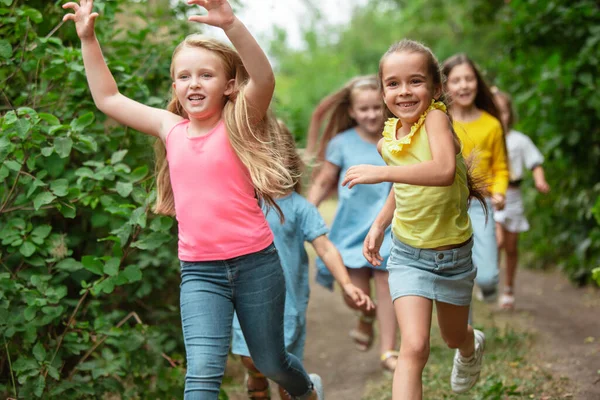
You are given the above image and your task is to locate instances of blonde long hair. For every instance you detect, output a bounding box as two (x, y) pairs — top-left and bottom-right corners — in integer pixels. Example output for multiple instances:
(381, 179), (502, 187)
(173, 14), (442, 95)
(153, 34), (295, 217)
(379, 39), (489, 211)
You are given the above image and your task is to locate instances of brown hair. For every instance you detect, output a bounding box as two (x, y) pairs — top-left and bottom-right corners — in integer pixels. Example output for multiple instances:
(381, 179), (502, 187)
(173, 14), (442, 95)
(379, 39), (488, 211)
(313, 75), (381, 162)
(153, 34), (294, 219)
(441, 53), (503, 128)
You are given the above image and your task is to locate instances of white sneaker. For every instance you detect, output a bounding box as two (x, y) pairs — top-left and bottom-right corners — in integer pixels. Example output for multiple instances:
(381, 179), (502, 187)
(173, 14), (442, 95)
(309, 373), (324, 400)
(451, 329), (485, 393)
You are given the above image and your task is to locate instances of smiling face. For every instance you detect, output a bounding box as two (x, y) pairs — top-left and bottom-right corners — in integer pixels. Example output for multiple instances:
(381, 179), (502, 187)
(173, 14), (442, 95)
(445, 62), (478, 110)
(349, 88), (384, 136)
(381, 51), (441, 126)
(171, 46), (234, 119)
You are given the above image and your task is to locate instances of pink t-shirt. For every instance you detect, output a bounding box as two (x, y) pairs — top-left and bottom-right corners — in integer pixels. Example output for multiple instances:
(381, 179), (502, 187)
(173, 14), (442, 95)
(165, 119), (273, 261)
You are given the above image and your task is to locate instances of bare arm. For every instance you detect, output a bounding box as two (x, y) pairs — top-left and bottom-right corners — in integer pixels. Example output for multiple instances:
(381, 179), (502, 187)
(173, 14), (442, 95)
(63, 1), (180, 139)
(188, 0), (274, 122)
(312, 235), (374, 310)
(363, 189), (395, 267)
(307, 162), (340, 206)
(532, 165), (550, 193)
(342, 110), (457, 187)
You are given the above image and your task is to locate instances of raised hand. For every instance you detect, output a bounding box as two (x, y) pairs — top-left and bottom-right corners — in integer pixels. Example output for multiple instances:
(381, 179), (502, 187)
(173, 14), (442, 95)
(342, 283), (375, 311)
(62, 0), (99, 40)
(187, 0), (236, 30)
(363, 225), (384, 267)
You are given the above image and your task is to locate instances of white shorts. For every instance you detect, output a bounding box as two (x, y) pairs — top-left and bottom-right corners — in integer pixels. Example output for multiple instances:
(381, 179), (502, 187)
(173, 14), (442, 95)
(494, 188), (530, 233)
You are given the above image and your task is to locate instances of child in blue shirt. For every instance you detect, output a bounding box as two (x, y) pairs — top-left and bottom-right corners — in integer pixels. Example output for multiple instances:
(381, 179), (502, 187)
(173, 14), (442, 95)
(232, 122), (374, 399)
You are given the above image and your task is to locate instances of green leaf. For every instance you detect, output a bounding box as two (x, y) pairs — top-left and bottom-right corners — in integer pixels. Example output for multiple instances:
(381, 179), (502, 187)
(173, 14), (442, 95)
(47, 366), (60, 381)
(50, 179), (69, 196)
(58, 204), (76, 219)
(23, 8), (43, 23)
(104, 257), (120, 276)
(0, 0), (13, 7)
(33, 375), (45, 398)
(131, 232), (171, 250)
(32, 342), (47, 362)
(20, 241), (36, 257)
(82, 256), (103, 275)
(122, 265), (142, 283)
(33, 192), (56, 210)
(0, 165), (9, 182)
(150, 216), (174, 231)
(54, 137), (73, 158)
(75, 167), (94, 179)
(70, 112), (95, 131)
(4, 160), (21, 171)
(41, 147), (54, 157)
(15, 119), (31, 138)
(116, 181), (133, 197)
(31, 225), (52, 240)
(38, 113), (60, 126)
(55, 258), (82, 272)
(0, 39), (12, 60)
(129, 165), (149, 181)
(24, 306), (37, 321)
(111, 150), (128, 164)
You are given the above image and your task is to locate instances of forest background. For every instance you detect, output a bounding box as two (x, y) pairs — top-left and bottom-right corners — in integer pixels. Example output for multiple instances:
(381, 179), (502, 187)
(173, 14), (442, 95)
(1, 0), (599, 398)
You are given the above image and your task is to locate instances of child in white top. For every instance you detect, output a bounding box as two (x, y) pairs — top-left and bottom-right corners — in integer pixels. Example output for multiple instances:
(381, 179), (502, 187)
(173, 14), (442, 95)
(493, 89), (550, 310)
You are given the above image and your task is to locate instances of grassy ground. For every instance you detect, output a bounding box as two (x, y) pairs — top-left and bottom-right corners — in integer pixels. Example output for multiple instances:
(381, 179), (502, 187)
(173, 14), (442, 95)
(362, 304), (572, 399)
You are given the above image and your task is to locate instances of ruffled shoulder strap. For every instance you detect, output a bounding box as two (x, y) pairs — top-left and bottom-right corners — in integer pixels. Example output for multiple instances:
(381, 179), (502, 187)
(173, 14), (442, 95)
(382, 100), (447, 155)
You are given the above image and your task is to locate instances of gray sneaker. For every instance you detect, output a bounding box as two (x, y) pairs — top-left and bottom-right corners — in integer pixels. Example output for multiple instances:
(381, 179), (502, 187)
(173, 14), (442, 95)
(451, 329), (485, 393)
(309, 373), (324, 400)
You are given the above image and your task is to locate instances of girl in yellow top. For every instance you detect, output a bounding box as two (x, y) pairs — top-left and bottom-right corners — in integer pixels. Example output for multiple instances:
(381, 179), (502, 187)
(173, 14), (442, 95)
(342, 39), (487, 399)
(443, 54), (509, 302)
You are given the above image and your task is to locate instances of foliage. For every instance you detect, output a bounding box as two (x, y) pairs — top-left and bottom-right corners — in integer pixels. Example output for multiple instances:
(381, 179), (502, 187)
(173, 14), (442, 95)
(0, 0), (208, 398)
(270, 0), (600, 285)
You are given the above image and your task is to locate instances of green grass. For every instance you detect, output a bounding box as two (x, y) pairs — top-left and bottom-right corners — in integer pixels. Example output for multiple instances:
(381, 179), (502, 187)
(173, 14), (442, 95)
(362, 305), (571, 399)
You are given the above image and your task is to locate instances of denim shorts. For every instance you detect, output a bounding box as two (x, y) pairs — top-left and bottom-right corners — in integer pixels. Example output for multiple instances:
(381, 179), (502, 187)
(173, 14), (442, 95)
(387, 235), (476, 306)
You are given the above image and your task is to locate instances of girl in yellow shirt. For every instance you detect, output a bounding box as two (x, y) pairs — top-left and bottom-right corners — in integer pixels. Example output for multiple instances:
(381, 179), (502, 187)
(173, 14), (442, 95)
(443, 54), (509, 303)
(342, 39), (487, 398)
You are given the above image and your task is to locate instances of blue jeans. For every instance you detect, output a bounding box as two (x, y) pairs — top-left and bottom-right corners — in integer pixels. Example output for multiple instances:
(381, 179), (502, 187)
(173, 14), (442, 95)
(179, 244), (314, 400)
(468, 199), (499, 296)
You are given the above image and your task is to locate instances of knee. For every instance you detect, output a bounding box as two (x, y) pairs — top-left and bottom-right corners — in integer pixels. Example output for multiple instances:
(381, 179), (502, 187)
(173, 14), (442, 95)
(251, 354), (287, 381)
(400, 339), (430, 366)
(505, 245), (518, 258)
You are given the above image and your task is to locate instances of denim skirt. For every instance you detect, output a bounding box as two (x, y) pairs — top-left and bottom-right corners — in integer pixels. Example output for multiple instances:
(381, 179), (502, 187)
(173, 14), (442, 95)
(387, 235), (476, 306)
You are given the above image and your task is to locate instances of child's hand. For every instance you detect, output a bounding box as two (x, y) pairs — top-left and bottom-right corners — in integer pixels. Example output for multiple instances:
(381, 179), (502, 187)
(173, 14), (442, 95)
(187, 0), (236, 30)
(342, 165), (384, 188)
(342, 283), (375, 311)
(535, 179), (550, 194)
(62, 0), (99, 40)
(363, 225), (385, 267)
(491, 193), (505, 211)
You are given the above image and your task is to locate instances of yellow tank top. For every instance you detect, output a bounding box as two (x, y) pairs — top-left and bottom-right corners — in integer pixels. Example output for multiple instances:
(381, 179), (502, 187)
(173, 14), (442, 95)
(381, 101), (472, 248)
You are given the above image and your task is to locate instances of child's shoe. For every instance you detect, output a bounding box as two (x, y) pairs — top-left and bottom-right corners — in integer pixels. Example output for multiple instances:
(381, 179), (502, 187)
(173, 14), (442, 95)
(309, 373), (324, 399)
(451, 329), (485, 393)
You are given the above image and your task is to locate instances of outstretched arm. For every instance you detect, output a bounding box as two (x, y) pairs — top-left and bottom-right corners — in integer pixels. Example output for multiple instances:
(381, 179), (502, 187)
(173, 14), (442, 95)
(188, 0), (274, 122)
(305, 93), (339, 157)
(62, 0), (180, 139)
(311, 235), (375, 311)
(342, 110), (457, 188)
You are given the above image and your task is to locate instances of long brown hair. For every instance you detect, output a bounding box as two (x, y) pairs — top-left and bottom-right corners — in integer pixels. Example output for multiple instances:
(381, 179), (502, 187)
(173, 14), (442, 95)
(379, 39), (489, 211)
(442, 53), (503, 129)
(313, 75), (381, 162)
(153, 34), (295, 218)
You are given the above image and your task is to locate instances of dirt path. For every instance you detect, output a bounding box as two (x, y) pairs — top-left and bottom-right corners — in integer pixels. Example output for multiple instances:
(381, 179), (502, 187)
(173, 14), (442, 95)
(509, 268), (600, 399)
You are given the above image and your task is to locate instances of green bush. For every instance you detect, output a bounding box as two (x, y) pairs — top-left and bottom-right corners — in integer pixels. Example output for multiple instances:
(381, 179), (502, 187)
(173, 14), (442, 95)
(0, 0), (205, 398)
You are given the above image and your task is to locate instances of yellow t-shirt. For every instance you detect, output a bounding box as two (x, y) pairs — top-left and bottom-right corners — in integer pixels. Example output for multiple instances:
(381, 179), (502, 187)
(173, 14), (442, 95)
(381, 101), (472, 249)
(453, 111), (509, 195)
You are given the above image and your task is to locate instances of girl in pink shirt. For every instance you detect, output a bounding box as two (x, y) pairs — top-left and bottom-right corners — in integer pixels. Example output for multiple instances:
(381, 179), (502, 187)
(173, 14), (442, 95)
(63, 0), (323, 398)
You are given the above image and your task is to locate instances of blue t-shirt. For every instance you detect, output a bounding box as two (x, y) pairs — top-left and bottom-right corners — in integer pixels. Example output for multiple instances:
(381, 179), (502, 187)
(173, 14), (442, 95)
(231, 192), (329, 359)
(316, 128), (393, 289)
